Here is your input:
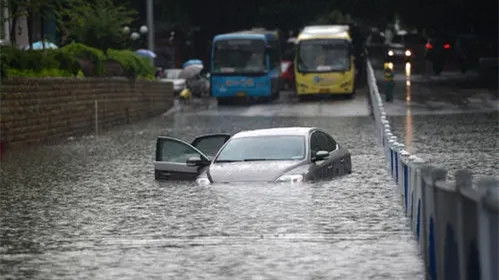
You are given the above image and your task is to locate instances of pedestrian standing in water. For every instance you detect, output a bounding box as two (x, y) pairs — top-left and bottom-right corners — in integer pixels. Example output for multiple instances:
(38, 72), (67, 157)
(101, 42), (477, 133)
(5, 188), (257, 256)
(384, 65), (395, 102)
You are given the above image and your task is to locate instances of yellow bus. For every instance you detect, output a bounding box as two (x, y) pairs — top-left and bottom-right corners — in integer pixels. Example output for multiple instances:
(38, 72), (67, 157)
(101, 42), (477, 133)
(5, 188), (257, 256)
(294, 25), (355, 99)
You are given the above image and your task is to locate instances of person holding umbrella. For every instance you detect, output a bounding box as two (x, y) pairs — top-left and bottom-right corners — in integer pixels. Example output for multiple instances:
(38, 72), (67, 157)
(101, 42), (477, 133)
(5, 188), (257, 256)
(179, 61), (208, 98)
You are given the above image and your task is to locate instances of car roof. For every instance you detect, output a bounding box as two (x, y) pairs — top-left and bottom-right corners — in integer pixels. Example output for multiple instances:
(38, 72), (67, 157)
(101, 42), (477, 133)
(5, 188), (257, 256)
(232, 127), (315, 138)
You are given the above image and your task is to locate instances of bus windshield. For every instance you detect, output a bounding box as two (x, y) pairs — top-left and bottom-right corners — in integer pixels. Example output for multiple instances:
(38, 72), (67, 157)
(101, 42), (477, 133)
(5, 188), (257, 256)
(213, 39), (266, 74)
(298, 39), (350, 72)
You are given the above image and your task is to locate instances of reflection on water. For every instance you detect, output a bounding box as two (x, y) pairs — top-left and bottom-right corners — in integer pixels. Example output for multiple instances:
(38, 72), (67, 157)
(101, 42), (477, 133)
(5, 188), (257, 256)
(404, 62), (413, 152)
(405, 62), (412, 95)
(405, 108), (414, 153)
(405, 62), (412, 77)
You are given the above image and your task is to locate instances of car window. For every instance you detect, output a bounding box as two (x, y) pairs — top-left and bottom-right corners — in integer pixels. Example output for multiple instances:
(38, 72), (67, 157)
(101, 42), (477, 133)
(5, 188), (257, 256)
(165, 69), (182, 79)
(216, 136), (305, 161)
(404, 34), (421, 45)
(156, 138), (204, 163)
(192, 135), (230, 158)
(392, 35), (403, 44)
(323, 133), (337, 151)
(311, 132), (327, 154)
(310, 131), (336, 155)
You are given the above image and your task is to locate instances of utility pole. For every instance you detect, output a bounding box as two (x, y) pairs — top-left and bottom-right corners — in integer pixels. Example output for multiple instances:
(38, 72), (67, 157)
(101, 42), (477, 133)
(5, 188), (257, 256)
(146, 0), (154, 61)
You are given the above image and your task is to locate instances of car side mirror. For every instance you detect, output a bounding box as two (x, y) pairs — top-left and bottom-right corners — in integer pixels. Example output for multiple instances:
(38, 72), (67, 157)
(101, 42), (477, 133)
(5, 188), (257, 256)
(186, 156), (209, 167)
(312, 150), (329, 162)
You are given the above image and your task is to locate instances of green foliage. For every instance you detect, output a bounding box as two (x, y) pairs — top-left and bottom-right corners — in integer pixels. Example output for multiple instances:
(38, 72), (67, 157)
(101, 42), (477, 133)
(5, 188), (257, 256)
(50, 50), (81, 75)
(59, 0), (137, 50)
(106, 49), (155, 80)
(1, 46), (57, 71)
(60, 43), (106, 75)
(1, 44), (154, 80)
(6, 68), (73, 77)
(1, 46), (82, 75)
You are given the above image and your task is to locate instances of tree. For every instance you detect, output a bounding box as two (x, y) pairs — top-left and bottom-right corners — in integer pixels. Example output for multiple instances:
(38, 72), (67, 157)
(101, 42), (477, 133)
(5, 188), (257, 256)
(56, 0), (137, 50)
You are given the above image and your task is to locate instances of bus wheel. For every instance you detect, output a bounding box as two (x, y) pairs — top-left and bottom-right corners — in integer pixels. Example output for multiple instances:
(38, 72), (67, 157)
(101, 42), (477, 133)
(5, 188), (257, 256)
(272, 90), (280, 100)
(347, 85), (356, 99)
(216, 98), (230, 106)
(298, 95), (308, 102)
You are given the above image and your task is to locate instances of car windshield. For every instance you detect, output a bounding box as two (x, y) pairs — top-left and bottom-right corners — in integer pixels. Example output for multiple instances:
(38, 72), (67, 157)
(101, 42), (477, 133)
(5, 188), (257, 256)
(298, 39), (350, 72)
(392, 35), (403, 44)
(215, 135), (306, 162)
(213, 39), (266, 74)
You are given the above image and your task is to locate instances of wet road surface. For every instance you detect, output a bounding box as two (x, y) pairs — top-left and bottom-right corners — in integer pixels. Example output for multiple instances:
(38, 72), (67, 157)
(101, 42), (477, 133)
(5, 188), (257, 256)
(374, 61), (498, 178)
(0, 89), (425, 279)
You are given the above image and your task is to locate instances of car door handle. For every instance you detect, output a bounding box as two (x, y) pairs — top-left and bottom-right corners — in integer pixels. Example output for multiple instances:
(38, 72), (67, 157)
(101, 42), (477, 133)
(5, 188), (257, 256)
(340, 158), (345, 163)
(327, 164), (333, 169)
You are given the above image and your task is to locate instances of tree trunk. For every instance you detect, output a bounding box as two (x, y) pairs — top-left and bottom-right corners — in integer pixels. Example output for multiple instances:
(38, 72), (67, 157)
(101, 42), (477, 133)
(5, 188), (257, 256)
(40, 15), (45, 49)
(9, 10), (16, 46)
(27, 8), (32, 49)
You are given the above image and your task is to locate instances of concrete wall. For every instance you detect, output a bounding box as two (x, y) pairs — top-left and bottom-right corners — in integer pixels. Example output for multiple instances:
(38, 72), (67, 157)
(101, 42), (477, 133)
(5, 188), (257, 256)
(0, 78), (173, 145)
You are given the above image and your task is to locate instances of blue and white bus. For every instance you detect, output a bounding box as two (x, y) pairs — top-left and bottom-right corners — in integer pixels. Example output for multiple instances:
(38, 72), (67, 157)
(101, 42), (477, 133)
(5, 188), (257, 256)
(210, 29), (281, 104)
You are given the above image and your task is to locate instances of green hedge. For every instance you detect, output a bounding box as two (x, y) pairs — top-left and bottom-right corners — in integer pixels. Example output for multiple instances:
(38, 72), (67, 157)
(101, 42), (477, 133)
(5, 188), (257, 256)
(6, 68), (74, 77)
(1, 46), (81, 77)
(106, 49), (155, 80)
(1, 43), (155, 80)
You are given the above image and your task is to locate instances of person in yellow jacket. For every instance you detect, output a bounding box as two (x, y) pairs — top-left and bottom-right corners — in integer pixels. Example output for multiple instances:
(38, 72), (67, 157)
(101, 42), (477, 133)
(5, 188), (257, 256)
(384, 63), (395, 102)
(179, 88), (191, 100)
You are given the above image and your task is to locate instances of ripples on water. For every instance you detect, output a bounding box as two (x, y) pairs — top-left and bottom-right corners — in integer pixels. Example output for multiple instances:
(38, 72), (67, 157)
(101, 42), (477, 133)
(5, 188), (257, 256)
(0, 115), (423, 279)
(389, 112), (498, 179)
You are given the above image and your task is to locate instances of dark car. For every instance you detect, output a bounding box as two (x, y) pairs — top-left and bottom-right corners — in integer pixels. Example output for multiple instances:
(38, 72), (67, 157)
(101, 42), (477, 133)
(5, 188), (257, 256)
(154, 127), (352, 184)
(385, 31), (423, 64)
(424, 36), (454, 74)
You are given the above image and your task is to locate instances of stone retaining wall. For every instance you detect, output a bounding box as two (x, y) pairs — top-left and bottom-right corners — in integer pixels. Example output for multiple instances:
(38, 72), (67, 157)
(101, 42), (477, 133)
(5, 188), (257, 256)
(0, 78), (173, 146)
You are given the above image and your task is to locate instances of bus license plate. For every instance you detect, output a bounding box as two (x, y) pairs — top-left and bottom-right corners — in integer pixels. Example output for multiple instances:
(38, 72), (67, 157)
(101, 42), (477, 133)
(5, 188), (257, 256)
(319, 89), (329, 93)
(236, 92), (246, 97)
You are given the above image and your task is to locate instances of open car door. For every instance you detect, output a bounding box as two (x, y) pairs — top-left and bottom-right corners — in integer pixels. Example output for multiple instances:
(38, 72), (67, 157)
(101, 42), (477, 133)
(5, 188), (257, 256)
(154, 134), (230, 180)
(191, 133), (231, 159)
(155, 137), (210, 180)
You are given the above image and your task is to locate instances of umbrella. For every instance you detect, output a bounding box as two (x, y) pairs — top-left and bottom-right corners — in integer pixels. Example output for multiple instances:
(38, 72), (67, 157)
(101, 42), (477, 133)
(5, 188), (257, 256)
(183, 59), (203, 68)
(24, 41), (58, 50)
(135, 49), (157, 58)
(178, 64), (203, 79)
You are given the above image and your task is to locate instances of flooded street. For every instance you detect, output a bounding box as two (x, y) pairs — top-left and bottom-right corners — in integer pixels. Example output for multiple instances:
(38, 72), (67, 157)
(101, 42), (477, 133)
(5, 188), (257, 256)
(373, 62), (498, 178)
(0, 89), (425, 279)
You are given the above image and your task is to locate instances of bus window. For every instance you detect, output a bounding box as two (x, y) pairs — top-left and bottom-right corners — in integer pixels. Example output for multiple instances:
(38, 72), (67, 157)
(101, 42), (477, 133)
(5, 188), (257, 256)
(298, 39), (350, 72)
(213, 39), (266, 74)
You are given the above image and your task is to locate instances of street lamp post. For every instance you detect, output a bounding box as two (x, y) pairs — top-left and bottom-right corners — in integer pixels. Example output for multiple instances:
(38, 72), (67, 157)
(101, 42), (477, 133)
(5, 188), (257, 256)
(122, 25), (148, 48)
(147, 0), (154, 60)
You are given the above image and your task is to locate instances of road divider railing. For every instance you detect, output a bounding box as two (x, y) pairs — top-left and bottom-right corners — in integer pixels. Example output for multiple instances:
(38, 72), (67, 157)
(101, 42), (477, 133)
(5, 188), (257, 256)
(366, 60), (498, 280)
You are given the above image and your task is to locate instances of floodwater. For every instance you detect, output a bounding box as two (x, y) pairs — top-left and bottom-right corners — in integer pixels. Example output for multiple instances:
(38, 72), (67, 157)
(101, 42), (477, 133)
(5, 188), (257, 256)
(374, 63), (498, 179)
(0, 90), (424, 279)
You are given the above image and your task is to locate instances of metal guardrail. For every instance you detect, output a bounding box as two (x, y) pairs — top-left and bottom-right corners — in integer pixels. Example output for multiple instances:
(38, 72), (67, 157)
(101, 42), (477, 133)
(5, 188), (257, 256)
(366, 60), (498, 280)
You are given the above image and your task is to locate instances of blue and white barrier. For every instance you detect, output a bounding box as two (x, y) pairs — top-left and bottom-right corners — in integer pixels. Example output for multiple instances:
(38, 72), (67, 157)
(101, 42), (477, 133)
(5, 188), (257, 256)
(366, 60), (498, 280)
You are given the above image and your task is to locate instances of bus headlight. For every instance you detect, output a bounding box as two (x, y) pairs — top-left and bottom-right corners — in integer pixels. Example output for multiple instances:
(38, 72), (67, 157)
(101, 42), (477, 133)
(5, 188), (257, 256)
(388, 50), (394, 56)
(405, 50), (412, 57)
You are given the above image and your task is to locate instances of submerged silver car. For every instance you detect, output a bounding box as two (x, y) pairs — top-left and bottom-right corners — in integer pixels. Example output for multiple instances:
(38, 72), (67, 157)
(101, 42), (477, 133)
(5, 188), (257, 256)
(154, 127), (351, 184)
